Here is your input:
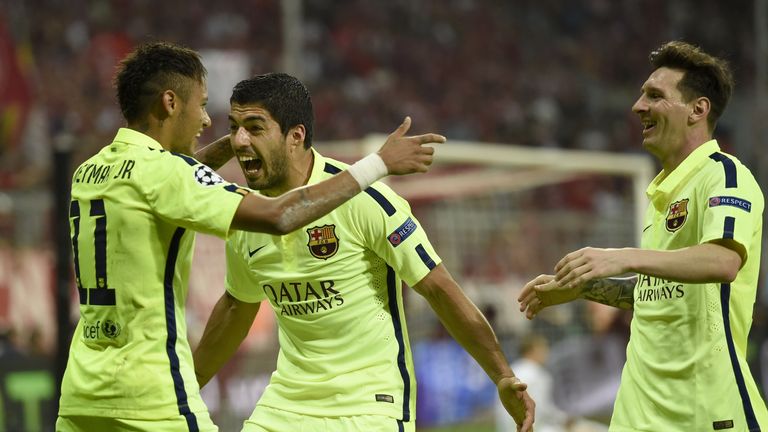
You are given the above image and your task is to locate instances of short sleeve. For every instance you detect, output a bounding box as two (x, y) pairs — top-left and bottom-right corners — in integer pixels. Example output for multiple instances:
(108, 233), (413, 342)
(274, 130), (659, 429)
(146, 153), (247, 239)
(224, 233), (266, 303)
(700, 160), (764, 261)
(352, 183), (442, 287)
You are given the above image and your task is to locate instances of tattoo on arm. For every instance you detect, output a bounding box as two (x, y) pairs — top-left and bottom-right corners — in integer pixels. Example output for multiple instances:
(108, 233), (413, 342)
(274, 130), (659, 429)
(581, 276), (636, 310)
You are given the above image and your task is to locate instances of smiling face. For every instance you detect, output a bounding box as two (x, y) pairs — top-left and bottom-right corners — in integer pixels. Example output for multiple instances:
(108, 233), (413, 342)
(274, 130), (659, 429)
(169, 79), (211, 156)
(228, 103), (291, 194)
(631, 67), (694, 163)
(168, 81), (211, 156)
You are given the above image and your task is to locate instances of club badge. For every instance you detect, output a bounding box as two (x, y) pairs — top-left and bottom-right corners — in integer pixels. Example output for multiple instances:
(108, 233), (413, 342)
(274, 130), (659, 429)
(306, 225), (339, 260)
(666, 199), (689, 232)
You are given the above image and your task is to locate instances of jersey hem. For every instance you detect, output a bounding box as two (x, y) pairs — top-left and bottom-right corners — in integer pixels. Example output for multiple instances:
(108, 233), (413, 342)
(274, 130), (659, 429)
(256, 400), (414, 421)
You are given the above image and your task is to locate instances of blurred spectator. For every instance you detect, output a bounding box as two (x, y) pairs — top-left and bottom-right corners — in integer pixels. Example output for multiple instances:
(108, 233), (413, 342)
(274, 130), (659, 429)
(494, 333), (610, 432)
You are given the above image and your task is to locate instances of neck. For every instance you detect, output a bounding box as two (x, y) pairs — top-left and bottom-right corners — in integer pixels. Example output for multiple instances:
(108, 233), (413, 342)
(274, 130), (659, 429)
(127, 117), (173, 151)
(661, 130), (712, 173)
(270, 147), (314, 196)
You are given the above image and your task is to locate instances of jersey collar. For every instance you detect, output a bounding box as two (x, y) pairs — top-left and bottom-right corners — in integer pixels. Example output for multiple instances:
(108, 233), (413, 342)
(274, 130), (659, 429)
(112, 128), (164, 150)
(646, 139), (720, 204)
(306, 148), (327, 185)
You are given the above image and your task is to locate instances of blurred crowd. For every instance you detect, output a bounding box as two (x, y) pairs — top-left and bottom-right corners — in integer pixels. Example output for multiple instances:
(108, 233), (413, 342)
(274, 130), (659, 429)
(0, 0), (757, 193)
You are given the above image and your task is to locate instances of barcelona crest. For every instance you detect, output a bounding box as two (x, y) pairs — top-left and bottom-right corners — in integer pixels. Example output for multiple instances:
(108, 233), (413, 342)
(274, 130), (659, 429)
(666, 199), (689, 232)
(306, 225), (339, 260)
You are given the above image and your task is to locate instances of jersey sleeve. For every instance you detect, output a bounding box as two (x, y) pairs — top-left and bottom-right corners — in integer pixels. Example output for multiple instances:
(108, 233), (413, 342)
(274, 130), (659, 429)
(145, 153), (247, 239)
(700, 161), (764, 262)
(225, 233), (266, 303)
(351, 182), (442, 287)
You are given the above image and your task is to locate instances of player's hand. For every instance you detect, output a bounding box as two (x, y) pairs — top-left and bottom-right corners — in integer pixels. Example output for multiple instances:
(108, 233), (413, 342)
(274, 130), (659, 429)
(554, 247), (629, 289)
(377, 116), (446, 175)
(497, 376), (535, 432)
(518, 274), (579, 319)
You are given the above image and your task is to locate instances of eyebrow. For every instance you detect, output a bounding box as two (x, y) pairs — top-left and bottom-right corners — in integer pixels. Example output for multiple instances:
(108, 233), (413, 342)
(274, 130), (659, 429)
(641, 83), (664, 93)
(228, 114), (268, 123)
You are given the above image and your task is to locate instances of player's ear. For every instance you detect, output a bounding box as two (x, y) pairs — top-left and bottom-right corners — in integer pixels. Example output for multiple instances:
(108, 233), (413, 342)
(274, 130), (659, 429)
(287, 124), (306, 152)
(147, 90), (175, 122)
(160, 90), (178, 117)
(689, 96), (710, 125)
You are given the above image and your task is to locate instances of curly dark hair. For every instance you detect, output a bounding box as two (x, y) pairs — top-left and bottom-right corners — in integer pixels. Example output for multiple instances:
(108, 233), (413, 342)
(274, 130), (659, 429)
(649, 41), (734, 131)
(114, 41), (207, 123)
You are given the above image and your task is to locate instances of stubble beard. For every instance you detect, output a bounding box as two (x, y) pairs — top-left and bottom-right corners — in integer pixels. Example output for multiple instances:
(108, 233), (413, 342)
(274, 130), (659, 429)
(246, 147), (290, 194)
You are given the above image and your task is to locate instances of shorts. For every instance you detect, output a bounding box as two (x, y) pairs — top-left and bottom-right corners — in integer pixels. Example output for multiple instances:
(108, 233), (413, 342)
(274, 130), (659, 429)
(56, 413), (218, 432)
(242, 405), (414, 432)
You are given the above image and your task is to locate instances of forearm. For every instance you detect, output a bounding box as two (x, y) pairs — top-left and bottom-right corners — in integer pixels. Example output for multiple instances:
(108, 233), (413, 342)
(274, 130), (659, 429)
(580, 276), (636, 310)
(231, 170), (362, 234)
(194, 135), (233, 170)
(272, 171), (363, 233)
(430, 295), (512, 383)
(621, 242), (741, 283)
(417, 269), (512, 384)
(193, 293), (257, 387)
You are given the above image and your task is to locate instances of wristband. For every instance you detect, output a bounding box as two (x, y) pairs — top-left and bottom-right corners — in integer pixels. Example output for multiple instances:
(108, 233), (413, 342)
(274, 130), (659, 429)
(347, 153), (388, 190)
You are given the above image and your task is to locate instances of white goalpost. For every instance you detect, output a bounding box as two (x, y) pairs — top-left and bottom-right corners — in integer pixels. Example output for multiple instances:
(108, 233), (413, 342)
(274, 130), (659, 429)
(321, 135), (656, 244)
(318, 136), (655, 337)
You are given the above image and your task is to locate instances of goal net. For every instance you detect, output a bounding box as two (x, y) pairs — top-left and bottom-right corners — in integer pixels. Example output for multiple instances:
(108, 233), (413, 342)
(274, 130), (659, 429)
(320, 135), (656, 423)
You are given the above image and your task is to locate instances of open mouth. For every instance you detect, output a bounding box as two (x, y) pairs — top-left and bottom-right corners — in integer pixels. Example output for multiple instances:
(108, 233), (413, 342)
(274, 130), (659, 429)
(641, 120), (656, 134)
(238, 155), (263, 175)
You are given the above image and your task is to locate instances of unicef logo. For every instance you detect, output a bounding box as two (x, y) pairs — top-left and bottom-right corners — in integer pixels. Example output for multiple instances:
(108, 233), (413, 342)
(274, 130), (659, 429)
(194, 166), (225, 186)
(102, 320), (121, 338)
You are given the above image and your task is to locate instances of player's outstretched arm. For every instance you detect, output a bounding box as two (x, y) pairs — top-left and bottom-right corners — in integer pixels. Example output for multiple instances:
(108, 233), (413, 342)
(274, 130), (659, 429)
(230, 117), (445, 235)
(412, 264), (535, 432)
(518, 274), (636, 319)
(193, 292), (260, 387)
(554, 244), (741, 289)
(520, 241), (744, 318)
(194, 135), (234, 170)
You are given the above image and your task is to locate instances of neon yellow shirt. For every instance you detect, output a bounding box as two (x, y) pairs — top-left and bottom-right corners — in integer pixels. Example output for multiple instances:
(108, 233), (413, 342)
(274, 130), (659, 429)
(59, 128), (245, 422)
(226, 150), (441, 424)
(611, 140), (768, 431)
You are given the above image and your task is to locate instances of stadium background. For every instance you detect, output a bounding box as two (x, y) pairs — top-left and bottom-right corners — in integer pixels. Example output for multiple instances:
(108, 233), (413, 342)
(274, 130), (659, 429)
(1, 0), (767, 430)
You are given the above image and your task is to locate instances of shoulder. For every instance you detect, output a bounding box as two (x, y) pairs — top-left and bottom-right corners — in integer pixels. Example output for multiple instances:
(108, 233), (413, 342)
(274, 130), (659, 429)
(148, 149), (232, 187)
(702, 150), (761, 191)
(698, 151), (764, 213)
(318, 155), (410, 215)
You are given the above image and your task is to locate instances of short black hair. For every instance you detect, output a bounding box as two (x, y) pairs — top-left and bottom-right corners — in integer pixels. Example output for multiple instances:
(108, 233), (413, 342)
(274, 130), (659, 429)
(230, 73), (314, 149)
(114, 41), (207, 123)
(649, 41), (734, 131)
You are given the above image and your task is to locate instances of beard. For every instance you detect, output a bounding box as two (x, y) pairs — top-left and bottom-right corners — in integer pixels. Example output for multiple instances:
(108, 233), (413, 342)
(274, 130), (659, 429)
(245, 140), (291, 193)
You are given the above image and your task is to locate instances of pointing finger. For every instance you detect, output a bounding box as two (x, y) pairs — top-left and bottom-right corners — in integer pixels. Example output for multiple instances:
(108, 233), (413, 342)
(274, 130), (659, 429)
(413, 133), (446, 144)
